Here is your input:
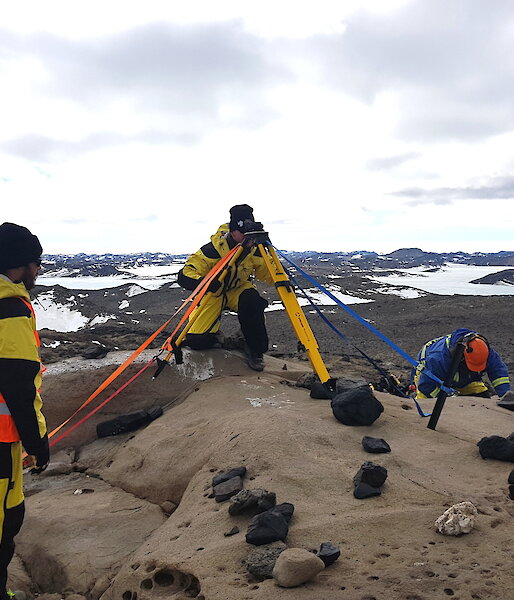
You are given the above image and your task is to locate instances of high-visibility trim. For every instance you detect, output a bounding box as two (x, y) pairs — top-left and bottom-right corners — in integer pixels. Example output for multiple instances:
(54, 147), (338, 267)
(430, 387), (441, 398)
(492, 376), (510, 387)
(0, 393), (20, 442)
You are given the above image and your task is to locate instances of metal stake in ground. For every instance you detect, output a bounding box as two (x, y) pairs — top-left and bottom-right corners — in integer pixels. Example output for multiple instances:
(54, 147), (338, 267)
(427, 343), (465, 430)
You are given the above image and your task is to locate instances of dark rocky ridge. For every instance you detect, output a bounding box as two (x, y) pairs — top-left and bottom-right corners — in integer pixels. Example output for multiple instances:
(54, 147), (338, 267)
(34, 249), (514, 387)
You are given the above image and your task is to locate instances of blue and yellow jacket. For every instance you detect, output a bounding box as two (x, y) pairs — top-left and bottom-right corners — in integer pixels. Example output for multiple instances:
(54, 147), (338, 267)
(0, 275), (48, 456)
(416, 328), (511, 398)
(177, 223), (274, 293)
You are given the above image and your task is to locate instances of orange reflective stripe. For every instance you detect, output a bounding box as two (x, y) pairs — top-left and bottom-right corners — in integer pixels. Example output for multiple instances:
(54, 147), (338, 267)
(0, 394), (20, 442)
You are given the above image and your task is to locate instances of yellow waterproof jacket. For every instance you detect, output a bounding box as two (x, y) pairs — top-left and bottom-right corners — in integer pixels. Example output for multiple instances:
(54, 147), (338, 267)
(0, 275), (47, 454)
(178, 223), (274, 293)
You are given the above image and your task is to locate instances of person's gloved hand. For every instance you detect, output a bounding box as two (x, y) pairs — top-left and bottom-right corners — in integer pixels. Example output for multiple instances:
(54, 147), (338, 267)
(30, 436), (50, 474)
(207, 278), (222, 293)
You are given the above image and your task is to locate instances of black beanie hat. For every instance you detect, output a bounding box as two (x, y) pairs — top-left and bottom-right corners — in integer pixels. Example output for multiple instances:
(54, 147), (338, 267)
(0, 222), (43, 273)
(229, 204), (254, 232)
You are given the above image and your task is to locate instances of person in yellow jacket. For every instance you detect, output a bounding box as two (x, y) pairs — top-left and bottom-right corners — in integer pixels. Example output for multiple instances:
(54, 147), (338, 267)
(177, 205), (274, 371)
(0, 223), (48, 600)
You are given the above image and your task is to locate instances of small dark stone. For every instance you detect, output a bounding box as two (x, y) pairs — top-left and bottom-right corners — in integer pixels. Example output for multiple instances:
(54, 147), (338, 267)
(477, 436), (514, 462)
(509, 485), (514, 500)
(353, 483), (382, 499)
(212, 467), (247, 487)
(213, 476), (243, 502)
(353, 461), (388, 488)
(208, 492), (215, 499)
(228, 489), (277, 516)
(317, 542), (341, 567)
(331, 386), (384, 426)
(508, 469), (514, 485)
(245, 542), (287, 579)
(81, 345), (109, 359)
(282, 363), (288, 371)
(362, 436), (391, 454)
(224, 526), (240, 537)
(246, 507), (291, 546)
(310, 382), (334, 399)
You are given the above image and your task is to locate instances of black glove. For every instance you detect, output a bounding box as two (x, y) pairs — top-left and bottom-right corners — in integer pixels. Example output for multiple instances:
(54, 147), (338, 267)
(207, 279), (222, 293)
(30, 435), (50, 474)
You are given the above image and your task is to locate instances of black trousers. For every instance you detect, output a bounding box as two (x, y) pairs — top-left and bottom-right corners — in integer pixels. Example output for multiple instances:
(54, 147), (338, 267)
(186, 288), (269, 355)
(0, 443), (25, 599)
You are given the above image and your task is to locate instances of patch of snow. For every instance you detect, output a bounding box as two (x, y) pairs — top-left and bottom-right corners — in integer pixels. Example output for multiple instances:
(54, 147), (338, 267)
(33, 291), (89, 332)
(175, 349), (215, 380)
(371, 264), (514, 296)
(119, 300), (130, 310)
(126, 284), (147, 297)
(121, 264), (184, 276)
(265, 287), (372, 312)
(89, 314), (116, 325)
(42, 340), (61, 348)
(375, 286), (425, 299)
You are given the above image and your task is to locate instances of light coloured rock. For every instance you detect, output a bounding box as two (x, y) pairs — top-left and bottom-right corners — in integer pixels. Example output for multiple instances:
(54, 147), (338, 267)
(90, 575), (112, 600)
(435, 501), (478, 535)
(159, 501), (178, 515)
(272, 548), (325, 588)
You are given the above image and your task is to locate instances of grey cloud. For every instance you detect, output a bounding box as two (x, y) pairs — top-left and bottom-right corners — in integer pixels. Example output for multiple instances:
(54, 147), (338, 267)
(366, 152), (420, 170)
(301, 0), (514, 141)
(392, 175), (514, 205)
(0, 21), (291, 160)
(1, 130), (202, 162)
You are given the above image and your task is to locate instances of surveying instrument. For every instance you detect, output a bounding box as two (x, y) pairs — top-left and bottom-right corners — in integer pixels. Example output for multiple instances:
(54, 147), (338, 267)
(153, 226), (336, 394)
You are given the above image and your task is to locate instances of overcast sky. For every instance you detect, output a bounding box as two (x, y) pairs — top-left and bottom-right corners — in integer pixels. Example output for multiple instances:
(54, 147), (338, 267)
(1, 0), (513, 255)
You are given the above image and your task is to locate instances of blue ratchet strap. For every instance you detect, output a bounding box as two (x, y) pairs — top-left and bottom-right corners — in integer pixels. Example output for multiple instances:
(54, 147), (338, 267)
(283, 265), (431, 417)
(274, 245), (455, 400)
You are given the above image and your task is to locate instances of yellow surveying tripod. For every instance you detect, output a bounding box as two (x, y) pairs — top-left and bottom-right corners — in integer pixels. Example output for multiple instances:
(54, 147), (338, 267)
(156, 229), (336, 393)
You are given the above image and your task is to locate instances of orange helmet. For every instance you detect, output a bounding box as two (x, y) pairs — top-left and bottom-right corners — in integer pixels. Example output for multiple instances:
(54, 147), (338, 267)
(463, 337), (489, 372)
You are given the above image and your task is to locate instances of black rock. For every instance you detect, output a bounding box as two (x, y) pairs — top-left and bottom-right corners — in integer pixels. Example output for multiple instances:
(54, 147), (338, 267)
(362, 436), (391, 454)
(317, 542), (341, 567)
(228, 489), (277, 516)
(354, 483), (382, 499)
(509, 485), (514, 501)
(295, 372), (319, 389)
(81, 345), (109, 359)
(331, 386), (384, 426)
(509, 469), (514, 485)
(213, 476), (243, 502)
(310, 382), (334, 399)
(212, 467), (247, 487)
(245, 542), (287, 579)
(336, 378), (369, 394)
(246, 507), (291, 546)
(353, 461), (388, 488)
(477, 436), (514, 462)
(224, 526), (240, 537)
(508, 432), (514, 441)
(270, 502), (295, 523)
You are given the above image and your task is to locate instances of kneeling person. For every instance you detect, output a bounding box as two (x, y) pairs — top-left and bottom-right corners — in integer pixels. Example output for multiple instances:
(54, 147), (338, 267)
(177, 205), (273, 371)
(414, 328), (511, 401)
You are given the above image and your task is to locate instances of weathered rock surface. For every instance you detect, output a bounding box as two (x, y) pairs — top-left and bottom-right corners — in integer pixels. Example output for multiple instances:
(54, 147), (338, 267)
(228, 488), (276, 515)
(435, 501), (478, 535)
(246, 504), (294, 546)
(272, 548), (325, 587)
(245, 542), (287, 580)
(17, 475), (165, 595)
